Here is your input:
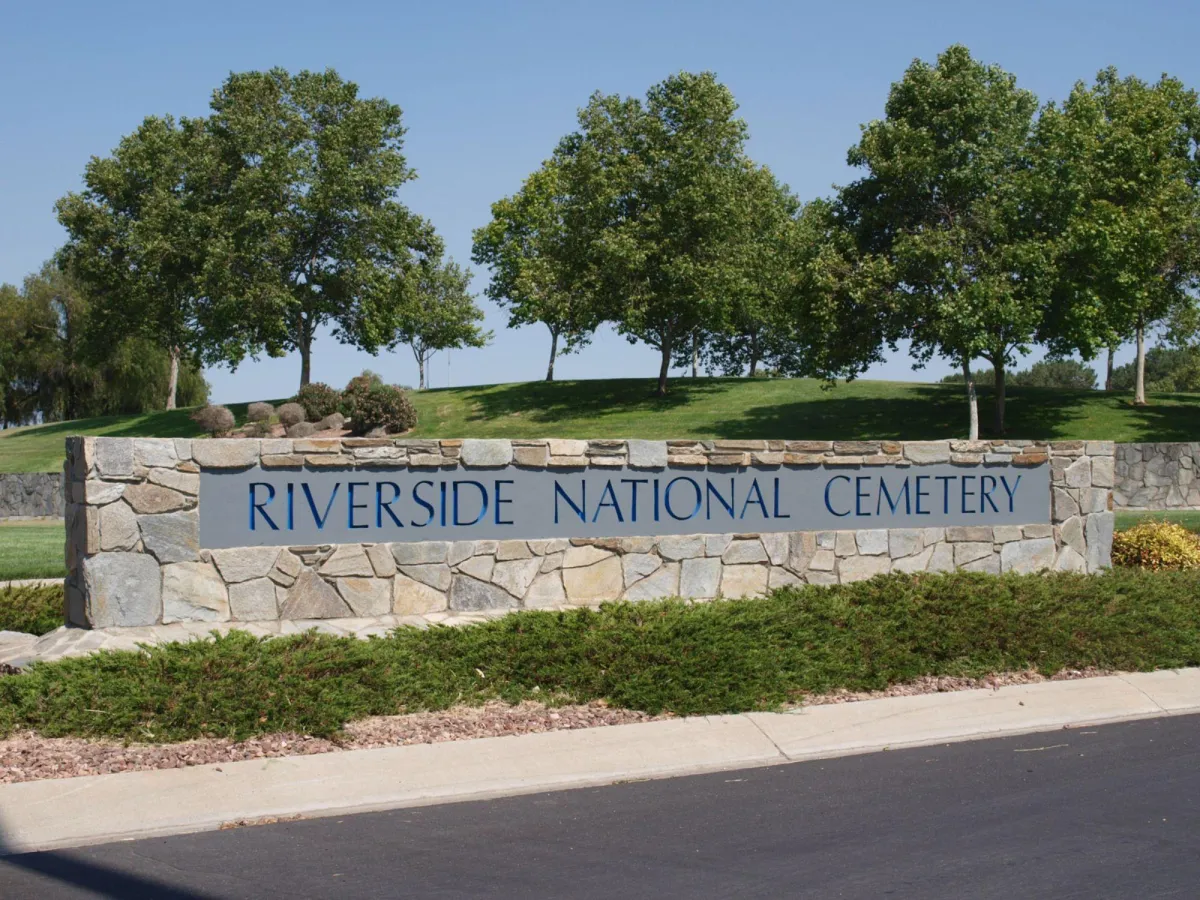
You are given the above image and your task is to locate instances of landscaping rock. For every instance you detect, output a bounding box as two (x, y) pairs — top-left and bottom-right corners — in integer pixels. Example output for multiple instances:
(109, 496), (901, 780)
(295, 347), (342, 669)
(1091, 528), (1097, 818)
(228, 578), (279, 620)
(279, 570), (349, 619)
(562, 556), (623, 604)
(838, 554), (891, 583)
(627, 440), (668, 468)
(658, 535), (705, 560)
(337, 577), (392, 616)
(94, 439), (134, 477)
(623, 562), (679, 601)
(722, 539), (767, 564)
(391, 541), (449, 566)
(855, 529), (889, 556)
(399, 564), (451, 591)
(622, 553), (662, 586)
(492, 558), (541, 598)
(523, 572), (566, 607)
(161, 561), (229, 624)
(98, 501), (138, 551)
(83, 552), (161, 627)
(132, 439), (177, 469)
(461, 440), (513, 467)
(1000, 538), (1055, 574)
(393, 574), (447, 615)
(138, 509), (199, 563)
(720, 564), (768, 598)
(211, 547), (280, 583)
(449, 575), (514, 611)
(191, 440), (260, 469)
(123, 484), (190, 515)
(319, 545), (374, 577)
(365, 544), (397, 577)
(680, 557), (722, 598)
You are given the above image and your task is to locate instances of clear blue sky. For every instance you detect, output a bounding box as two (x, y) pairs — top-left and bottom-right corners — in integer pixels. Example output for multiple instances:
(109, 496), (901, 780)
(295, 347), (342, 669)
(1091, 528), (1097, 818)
(3, 0), (1197, 402)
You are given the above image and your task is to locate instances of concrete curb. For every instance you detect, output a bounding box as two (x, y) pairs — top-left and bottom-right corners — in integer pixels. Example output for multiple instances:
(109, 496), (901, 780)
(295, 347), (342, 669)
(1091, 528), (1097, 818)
(1, 669), (1197, 855)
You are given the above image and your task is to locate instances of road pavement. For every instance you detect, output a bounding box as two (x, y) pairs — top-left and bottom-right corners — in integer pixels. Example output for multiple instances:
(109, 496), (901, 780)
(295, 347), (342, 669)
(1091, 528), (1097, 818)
(1, 713), (1197, 899)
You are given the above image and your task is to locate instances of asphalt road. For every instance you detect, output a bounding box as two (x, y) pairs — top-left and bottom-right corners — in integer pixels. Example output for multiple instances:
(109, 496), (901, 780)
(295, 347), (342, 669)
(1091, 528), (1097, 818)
(1, 714), (1198, 899)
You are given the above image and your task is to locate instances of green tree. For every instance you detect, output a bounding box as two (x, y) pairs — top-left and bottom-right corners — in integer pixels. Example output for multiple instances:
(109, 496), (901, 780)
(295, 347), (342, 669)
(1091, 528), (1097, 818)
(387, 258), (491, 390)
(841, 45), (1047, 437)
(472, 160), (599, 381)
(1033, 69), (1200, 406)
(1111, 344), (1200, 393)
(56, 115), (228, 409)
(698, 165), (802, 377)
(203, 68), (440, 388)
(553, 71), (757, 395)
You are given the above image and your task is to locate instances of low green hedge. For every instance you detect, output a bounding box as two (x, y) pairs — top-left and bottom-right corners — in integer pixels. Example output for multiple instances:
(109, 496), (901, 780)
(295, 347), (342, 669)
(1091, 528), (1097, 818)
(0, 585), (62, 637)
(1, 570), (1198, 743)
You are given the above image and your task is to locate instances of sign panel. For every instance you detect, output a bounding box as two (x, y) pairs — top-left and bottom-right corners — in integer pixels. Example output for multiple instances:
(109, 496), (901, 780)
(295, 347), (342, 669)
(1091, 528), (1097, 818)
(198, 464), (1051, 549)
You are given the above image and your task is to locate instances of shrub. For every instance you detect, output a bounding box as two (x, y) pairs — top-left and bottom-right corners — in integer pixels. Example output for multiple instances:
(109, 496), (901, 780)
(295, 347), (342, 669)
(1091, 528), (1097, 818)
(0, 584), (64, 636)
(349, 384), (417, 435)
(340, 371), (385, 421)
(246, 401), (275, 423)
(1112, 522), (1200, 570)
(190, 405), (235, 436)
(277, 402), (306, 427)
(295, 382), (341, 421)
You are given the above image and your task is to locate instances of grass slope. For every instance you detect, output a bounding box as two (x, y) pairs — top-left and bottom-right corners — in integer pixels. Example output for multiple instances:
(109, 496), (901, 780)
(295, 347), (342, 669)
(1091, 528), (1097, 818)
(0, 522), (65, 581)
(2, 571), (1198, 742)
(3, 378), (1200, 473)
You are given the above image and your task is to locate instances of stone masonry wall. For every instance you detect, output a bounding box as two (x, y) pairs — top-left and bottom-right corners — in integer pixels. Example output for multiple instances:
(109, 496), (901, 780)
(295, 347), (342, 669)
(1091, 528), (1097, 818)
(0, 473), (63, 519)
(1114, 443), (1200, 509)
(62, 437), (1115, 630)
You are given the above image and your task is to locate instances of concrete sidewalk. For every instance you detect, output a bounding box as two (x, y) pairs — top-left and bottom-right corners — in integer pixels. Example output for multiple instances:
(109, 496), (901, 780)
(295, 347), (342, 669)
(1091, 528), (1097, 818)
(1, 668), (1197, 855)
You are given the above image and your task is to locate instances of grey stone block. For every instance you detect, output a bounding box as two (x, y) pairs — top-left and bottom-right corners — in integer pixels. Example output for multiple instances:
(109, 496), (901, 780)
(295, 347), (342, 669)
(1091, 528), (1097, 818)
(627, 440), (668, 469)
(461, 440), (513, 467)
(83, 552), (162, 627)
(450, 575), (514, 611)
(162, 561), (229, 623)
(139, 509), (200, 563)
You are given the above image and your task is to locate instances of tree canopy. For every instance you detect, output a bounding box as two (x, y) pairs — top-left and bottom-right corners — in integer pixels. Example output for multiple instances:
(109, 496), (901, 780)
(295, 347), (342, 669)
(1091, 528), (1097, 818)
(387, 258), (491, 390)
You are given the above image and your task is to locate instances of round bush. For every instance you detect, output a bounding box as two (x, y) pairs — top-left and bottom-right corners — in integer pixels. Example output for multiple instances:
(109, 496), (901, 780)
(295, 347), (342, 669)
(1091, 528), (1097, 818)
(339, 371), (384, 422)
(349, 384), (417, 436)
(190, 405), (235, 436)
(246, 401), (275, 423)
(277, 402), (306, 428)
(295, 382), (341, 422)
(1112, 521), (1200, 570)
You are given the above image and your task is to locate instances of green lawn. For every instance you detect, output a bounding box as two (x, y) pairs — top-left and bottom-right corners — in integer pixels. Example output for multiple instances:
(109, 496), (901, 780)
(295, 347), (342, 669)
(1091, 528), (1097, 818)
(3, 377), (1200, 473)
(1, 570), (1198, 742)
(1115, 510), (1200, 533)
(0, 522), (64, 581)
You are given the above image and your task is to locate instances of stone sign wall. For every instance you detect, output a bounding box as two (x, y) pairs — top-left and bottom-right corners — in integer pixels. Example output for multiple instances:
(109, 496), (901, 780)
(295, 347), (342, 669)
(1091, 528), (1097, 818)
(1113, 442), (1200, 509)
(63, 437), (1114, 630)
(0, 473), (63, 519)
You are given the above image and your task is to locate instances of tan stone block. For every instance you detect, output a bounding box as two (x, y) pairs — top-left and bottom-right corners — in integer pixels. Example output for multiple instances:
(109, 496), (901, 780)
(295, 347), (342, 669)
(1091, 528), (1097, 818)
(562, 556), (623, 604)
(393, 573), (447, 615)
(720, 564), (768, 598)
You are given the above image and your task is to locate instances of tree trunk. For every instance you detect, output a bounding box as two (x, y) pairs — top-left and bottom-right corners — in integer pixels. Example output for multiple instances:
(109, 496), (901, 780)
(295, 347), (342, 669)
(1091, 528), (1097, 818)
(1134, 316), (1147, 405)
(656, 335), (672, 396)
(748, 355), (759, 378)
(165, 346), (180, 410)
(691, 331), (698, 378)
(546, 327), (558, 382)
(1105, 346), (1115, 391)
(992, 359), (1006, 436)
(299, 330), (312, 389)
(962, 357), (979, 441)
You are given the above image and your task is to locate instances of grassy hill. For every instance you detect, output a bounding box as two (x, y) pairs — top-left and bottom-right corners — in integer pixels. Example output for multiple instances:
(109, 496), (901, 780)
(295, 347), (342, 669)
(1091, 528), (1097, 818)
(3, 377), (1200, 473)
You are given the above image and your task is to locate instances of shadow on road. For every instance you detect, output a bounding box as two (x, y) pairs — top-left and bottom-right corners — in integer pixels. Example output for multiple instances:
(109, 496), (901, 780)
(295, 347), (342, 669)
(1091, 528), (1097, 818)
(0, 829), (222, 899)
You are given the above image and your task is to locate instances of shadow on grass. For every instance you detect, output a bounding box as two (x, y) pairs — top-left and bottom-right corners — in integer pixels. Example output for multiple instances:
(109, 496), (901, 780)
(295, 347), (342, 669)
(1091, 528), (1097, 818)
(429, 378), (732, 428)
(708, 385), (1200, 441)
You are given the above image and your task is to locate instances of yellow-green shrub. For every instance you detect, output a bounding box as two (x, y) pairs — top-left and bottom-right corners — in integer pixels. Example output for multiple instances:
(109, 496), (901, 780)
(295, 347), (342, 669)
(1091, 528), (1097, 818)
(1112, 522), (1200, 570)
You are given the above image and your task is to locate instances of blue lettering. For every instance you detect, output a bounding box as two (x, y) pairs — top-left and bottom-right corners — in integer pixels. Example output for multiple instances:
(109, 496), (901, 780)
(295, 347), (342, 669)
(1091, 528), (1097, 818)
(825, 475), (852, 517)
(980, 475), (999, 513)
(439, 481), (448, 527)
(620, 479), (648, 521)
(855, 476), (871, 516)
(653, 479), (661, 522)
(453, 481), (489, 526)
(935, 476), (953, 514)
(740, 478), (769, 519)
(706, 478), (735, 519)
(411, 480), (436, 527)
(665, 477), (702, 521)
(1000, 474), (1022, 513)
(494, 480), (514, 525)
(301, 482), (340, 530)
(348, 481), (369, 529)
(554, 481), (585, 524)
(287, 482), (294, 530)
(773, 478), (790, 518)
(376, 482), (403, 528)
(249, 482), (278, 531)
(593, 480), (624, 523)
(960, 475), (976, 515)
(876, 477), (911, 515)
(915, 475), (930, 515)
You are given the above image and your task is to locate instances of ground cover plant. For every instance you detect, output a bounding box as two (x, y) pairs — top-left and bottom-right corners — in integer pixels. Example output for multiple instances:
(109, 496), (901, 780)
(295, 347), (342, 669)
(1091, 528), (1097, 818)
(1, 570), (1197, 743)
(0, 523), (64, 581)
(1111, 522), (1200, 569)
(4, 378), (1199, 473)
(0, 584), (62, 636)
